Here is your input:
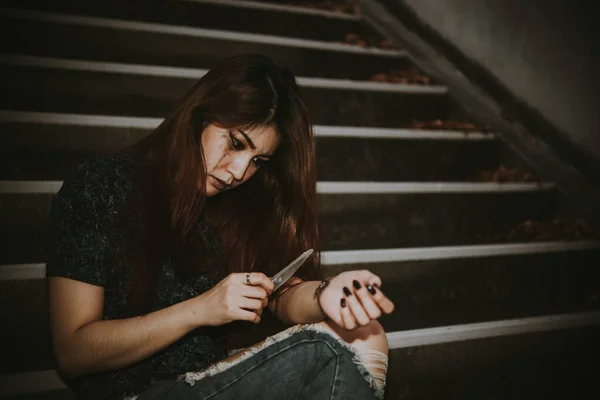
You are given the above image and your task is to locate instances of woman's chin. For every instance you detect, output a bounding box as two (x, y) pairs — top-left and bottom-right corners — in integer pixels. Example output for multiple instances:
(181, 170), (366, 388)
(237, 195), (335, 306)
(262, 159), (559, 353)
(203, 184), (220, 197)
(198, 182), (215, 196)
(200, 180), (231, 196)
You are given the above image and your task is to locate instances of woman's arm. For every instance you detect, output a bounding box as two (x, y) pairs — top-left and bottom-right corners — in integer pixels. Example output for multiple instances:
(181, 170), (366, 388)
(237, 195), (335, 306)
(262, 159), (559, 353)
(268, 279), (325, 325)
(49, 277), (206, 379)
(50, 272), (273, 379)
(270, 271), (395, 328)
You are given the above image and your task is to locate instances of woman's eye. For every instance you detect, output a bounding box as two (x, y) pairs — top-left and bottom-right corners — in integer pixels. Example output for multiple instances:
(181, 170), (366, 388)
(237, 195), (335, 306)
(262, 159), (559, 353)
(229, 132), (244, 150)
(253, 157), (267, 167)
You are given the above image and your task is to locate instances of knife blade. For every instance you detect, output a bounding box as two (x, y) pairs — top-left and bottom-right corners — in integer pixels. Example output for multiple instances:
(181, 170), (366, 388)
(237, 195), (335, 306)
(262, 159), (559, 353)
(270, 249), (314, 291)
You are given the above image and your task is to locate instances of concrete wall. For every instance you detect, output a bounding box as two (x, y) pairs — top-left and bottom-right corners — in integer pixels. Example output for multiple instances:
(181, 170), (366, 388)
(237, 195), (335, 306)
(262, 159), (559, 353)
(398, 0), (600, 163)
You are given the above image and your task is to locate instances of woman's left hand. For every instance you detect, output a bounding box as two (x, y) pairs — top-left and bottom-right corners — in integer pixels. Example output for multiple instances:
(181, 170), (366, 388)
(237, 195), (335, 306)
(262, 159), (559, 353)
(318, 270), (395, 330)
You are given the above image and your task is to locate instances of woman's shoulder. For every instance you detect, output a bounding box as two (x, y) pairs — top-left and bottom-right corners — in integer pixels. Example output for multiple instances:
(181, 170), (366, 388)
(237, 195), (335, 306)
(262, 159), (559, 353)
(47, 154), (141, 285)
(69, 154), (137, 186)
(53, 154), (139, 216)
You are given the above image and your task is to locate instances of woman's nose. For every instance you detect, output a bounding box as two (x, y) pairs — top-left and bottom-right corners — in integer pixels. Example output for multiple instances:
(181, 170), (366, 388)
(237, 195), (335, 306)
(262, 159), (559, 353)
(226, 156), (250, 183)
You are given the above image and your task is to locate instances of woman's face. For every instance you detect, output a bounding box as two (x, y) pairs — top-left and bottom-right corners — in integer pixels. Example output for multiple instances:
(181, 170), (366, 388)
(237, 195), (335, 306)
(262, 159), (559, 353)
(200, 123), (280, 196)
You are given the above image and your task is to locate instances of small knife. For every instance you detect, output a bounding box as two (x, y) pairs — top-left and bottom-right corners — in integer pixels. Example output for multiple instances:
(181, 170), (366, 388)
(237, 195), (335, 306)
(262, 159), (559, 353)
(270, 249), (314, 291)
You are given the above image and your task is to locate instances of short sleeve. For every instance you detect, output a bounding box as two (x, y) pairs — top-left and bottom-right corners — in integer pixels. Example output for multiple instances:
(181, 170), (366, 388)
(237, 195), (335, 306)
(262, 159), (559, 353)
(46, 158), (132, 286)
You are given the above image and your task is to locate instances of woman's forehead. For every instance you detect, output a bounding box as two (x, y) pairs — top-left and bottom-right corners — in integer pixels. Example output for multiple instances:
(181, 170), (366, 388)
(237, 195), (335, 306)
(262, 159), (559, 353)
(241, 125), (280, 153)
(244, 124), (277, 137)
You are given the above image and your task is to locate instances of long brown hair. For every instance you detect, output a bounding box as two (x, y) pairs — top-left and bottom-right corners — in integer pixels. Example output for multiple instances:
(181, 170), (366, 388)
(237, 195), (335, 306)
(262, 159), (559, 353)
(123, 54), (321, 315)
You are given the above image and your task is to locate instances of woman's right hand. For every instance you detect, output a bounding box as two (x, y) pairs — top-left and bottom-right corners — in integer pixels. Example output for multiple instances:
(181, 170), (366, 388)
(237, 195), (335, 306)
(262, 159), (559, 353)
(192, 273), (274, 327)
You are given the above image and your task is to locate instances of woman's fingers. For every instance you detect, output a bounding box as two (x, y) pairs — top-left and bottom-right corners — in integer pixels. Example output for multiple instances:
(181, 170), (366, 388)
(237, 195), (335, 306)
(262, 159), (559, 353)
(343, 286), (371, 326)
(240, 275), (271, 307)
(242, 285), (269, 304)
(368, 284), (395, 314)
(339, 276), (394, 330)
(238, 308), (262, 324)
(239, 297), (264, 323)
(243, 272), (274, 294)
(240, 297), (263, 312)
(360, 271), (383, 289)
(340, 298), (357, 330)
(353, 281), (382, 320)
(355, 272), (393, 315)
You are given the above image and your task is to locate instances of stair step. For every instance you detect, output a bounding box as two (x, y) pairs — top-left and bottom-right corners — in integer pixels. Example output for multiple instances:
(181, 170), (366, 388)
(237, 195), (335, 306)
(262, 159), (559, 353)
(0, 181), (559, 263)
(4, 239), (599, 277)
(1, 142), (501, 182)
(0, 371), (68, 398)
(0, 111), (493, 140)
(0, 389), (74, 400)
(0, 111), (499, 181)
(1, 312), (599, 397)
(2, 243), (599, 374)
(3, 0), (370, 42)
(324, 246), (600, 331)
(1, 1), (595, 399)
(0, 55), (448, 127)
(386, 324), (600, 399)
(1, 9), (403, 80)
(317, 187), (558, 250)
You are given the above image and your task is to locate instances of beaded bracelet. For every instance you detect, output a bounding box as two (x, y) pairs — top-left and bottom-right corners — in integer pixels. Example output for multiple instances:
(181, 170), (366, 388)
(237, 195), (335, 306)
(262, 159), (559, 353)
(313, 279), (330, 312)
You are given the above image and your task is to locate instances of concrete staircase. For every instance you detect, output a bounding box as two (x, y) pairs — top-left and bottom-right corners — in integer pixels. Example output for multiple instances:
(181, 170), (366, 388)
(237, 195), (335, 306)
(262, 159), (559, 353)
(1, 1), (599, 398)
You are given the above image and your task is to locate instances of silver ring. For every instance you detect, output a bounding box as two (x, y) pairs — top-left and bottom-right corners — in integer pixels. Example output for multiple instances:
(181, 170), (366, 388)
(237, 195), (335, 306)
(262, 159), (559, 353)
(246, 273), (251, 285)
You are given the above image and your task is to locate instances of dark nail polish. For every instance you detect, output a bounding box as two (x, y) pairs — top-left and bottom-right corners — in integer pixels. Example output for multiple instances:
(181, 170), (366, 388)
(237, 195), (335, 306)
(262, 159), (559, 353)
(341, 298), (346, 307)
(343, 287), (352, 296)
(367, 285), (376, 295)
(353, 280), (361, 290)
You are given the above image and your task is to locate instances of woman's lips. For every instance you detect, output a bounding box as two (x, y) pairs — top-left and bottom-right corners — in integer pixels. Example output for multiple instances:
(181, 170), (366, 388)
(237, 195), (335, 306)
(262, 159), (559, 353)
(211, 176), (227, 190)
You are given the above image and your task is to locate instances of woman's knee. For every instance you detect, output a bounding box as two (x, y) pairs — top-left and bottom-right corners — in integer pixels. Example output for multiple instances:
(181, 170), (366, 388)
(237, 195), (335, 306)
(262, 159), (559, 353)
(312, 320), (389, 393)
(317, 319), (388, 355)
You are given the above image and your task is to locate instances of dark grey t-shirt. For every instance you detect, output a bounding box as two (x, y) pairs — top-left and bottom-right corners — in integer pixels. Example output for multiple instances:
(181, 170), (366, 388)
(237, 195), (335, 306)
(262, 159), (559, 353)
(46, 155), (228, 399)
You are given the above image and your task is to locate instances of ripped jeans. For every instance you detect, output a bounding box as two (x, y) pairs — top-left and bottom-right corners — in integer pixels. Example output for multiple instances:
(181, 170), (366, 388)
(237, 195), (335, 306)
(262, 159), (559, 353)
(131, 324), (388, 400)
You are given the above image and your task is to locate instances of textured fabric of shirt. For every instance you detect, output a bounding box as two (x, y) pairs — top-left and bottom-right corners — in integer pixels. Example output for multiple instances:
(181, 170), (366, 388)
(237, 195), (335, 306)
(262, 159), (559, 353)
(46, 155), (229, 399)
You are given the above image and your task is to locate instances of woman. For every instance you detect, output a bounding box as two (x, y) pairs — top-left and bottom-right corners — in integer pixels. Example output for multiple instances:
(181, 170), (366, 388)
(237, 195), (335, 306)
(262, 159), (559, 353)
(47, 54), (395, 400)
